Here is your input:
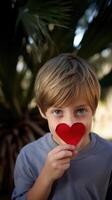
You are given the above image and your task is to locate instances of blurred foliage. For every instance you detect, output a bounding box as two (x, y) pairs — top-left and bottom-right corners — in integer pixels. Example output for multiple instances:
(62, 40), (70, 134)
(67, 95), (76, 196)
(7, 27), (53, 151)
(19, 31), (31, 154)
(0, 0), (112, 196)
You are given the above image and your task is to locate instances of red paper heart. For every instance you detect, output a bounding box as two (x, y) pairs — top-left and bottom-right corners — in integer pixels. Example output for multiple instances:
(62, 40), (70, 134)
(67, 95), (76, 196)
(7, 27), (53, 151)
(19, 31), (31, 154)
(55, 122), (86, 145)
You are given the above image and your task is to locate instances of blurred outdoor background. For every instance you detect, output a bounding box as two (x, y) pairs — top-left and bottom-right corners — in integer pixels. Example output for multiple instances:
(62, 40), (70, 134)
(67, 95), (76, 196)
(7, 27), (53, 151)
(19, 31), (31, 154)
(0, 0), (112, 199)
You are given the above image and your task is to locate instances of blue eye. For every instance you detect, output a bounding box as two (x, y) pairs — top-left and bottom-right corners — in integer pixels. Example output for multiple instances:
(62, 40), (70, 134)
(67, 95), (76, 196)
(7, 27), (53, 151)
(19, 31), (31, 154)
(52, 110), (63, 116)
(76, 108), (87, 116)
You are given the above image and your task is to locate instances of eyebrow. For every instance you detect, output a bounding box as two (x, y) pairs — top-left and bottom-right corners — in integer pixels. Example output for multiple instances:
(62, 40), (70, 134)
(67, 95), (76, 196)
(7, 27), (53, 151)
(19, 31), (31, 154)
(49, 104), (89, 110)
(75, 104), (88, 108)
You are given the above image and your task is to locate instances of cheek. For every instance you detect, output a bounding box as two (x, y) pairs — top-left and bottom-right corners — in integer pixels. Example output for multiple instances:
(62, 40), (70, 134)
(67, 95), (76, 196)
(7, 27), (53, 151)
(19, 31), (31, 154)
(84, 118), (93, 133)
(47, 119), (58, 134)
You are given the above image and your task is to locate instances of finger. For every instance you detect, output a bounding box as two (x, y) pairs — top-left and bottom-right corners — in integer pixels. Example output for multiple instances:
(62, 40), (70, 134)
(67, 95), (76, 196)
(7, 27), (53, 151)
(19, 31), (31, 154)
(52, 157), (71, 169)
(58, 163), (70, 170)
(58, 157), (71, 164)
(51, 144), (75, 154)
(53, 149), (74, 160)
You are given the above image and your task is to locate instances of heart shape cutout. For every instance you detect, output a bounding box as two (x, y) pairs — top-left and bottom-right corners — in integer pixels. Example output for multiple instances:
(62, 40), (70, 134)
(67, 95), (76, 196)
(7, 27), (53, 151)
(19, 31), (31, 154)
(55, 122), (86, 145)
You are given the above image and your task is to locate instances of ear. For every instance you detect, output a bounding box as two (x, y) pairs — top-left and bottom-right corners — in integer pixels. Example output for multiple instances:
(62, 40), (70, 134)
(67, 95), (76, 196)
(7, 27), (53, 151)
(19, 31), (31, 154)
(38, 107), (47, 119)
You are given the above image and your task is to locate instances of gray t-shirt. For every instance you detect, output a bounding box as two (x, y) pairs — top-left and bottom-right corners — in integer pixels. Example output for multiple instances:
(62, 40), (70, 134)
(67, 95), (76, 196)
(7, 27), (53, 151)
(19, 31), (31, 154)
(12, 133), (112, 200)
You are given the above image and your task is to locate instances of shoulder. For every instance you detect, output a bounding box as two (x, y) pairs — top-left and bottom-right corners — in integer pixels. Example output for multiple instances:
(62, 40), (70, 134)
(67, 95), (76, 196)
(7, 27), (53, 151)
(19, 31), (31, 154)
(16, 133), (52, 162)
(95, 133), (112, 148)
(94, 133), (112, 170)
(14, 133), (53, 174)
(21, 132), (52, 154)
(93, 132), (112, 156)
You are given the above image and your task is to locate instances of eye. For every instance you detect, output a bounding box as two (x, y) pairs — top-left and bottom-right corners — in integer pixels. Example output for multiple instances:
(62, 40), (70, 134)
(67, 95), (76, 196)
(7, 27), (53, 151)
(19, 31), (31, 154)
(52, 109), (63, 117)
(76, 108), (87, 116)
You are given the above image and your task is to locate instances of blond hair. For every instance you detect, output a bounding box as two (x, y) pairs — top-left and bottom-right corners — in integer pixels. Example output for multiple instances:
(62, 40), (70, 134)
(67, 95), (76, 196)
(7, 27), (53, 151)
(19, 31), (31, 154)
(34, 53), (100, 114)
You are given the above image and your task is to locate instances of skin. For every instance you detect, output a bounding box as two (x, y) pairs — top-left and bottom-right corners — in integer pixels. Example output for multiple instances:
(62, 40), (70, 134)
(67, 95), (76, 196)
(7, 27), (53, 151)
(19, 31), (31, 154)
(44, 97), (93, 151)
(27, 97), (93, 200)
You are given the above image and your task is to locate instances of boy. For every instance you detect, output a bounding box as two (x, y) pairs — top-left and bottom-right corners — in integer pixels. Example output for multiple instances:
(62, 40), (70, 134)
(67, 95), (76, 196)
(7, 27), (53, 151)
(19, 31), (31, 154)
(12, 53), (112, 200)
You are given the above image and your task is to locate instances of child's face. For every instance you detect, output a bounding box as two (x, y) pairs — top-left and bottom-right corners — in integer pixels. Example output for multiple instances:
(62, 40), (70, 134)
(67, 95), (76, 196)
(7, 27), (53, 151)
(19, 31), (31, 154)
(44, 97), (93, 150)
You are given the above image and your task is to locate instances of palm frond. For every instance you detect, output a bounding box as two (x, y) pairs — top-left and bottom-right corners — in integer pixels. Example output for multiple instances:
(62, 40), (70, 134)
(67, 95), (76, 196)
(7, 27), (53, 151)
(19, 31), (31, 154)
(27, 0), (72, 25)
(78, 0), (112, 58)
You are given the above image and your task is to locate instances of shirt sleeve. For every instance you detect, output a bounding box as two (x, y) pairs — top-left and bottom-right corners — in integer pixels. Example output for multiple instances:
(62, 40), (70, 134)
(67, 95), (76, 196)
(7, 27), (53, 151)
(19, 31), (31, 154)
(12, 148), (36, 200)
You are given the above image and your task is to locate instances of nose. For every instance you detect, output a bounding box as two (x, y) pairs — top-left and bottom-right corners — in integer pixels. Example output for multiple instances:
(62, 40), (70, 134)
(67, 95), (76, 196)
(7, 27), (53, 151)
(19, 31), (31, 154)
(64, 114), (76, 127)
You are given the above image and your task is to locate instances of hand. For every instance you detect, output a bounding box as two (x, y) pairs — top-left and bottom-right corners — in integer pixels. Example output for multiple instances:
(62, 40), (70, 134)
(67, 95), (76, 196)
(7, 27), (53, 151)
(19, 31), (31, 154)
(42, 144), (77, 183)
